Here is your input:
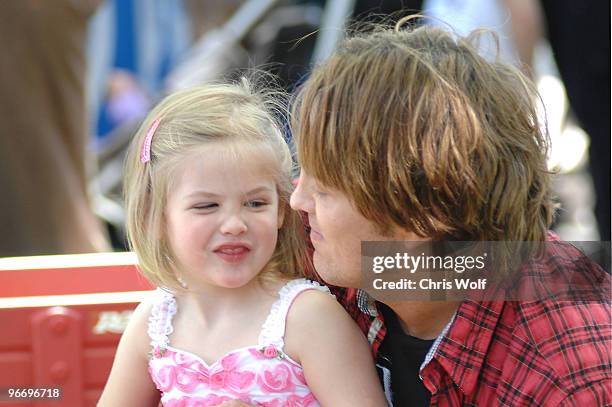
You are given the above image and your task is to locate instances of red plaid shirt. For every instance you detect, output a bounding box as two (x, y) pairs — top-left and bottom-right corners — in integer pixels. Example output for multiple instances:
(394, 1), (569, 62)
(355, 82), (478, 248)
(325, 234), (612, 406)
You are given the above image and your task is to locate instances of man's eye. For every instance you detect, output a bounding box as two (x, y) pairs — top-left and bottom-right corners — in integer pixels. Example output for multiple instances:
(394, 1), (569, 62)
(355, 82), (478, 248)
(246, 200), (267, 208)
(313, 183), (330, 197)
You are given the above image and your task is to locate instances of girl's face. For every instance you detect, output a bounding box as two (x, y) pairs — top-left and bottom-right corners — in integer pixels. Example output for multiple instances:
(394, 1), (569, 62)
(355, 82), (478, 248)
(164, 144), (283, 291)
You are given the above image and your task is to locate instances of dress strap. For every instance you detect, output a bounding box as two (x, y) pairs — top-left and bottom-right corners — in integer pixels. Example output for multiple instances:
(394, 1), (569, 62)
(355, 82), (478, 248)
(147, 288), (177, 350)
(258, 278), (332, 350)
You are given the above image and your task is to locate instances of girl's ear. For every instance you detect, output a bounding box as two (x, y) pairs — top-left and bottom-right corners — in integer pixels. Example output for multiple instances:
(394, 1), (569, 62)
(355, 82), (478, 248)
(155, 201), (169, 241)
(277, 202), (286, 229)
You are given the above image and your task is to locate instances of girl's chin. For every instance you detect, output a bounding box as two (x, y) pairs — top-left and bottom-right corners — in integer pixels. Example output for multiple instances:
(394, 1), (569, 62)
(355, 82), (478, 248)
(214, 274), (259, 290)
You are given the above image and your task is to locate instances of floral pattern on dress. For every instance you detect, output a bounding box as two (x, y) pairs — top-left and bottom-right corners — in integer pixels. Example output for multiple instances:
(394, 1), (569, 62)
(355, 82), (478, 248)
(147, 280), (329, 406)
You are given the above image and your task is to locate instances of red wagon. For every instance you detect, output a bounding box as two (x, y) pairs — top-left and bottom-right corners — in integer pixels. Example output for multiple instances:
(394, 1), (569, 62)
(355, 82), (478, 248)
(0, 253), (153, 406)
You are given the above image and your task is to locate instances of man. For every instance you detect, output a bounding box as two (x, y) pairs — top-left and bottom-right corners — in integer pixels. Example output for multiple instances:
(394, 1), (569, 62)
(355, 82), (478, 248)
(288, 19), (611, 406)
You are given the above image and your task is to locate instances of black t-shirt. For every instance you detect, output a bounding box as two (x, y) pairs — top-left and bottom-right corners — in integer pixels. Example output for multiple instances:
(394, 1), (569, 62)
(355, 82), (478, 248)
(376, 303), (434, 407)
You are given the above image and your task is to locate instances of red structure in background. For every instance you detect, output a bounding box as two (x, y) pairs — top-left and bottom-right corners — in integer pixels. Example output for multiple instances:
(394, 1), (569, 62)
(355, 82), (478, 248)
(0, 253), (154, 406)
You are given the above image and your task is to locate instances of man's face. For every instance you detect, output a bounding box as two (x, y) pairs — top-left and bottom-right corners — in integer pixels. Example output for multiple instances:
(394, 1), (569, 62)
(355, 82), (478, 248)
(291, 170), (413, 288)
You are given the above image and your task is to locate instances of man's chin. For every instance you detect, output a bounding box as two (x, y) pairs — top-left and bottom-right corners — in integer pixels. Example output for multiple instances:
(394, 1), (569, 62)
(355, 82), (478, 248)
(313, 257), (361, 288)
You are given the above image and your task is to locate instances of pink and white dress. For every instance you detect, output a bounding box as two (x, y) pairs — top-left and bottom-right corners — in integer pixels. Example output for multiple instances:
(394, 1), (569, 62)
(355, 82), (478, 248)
(148, 278), (331, 407)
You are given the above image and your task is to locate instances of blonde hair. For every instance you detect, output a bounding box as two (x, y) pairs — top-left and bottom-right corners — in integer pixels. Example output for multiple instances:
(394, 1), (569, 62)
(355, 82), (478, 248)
(124, 79), (306, 291)
(292, 18), (556, 276)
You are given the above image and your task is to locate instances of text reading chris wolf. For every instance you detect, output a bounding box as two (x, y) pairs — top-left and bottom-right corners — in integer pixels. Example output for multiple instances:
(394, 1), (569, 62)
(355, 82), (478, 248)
(361, 241), (491, 301)
(362, 241), (610, 301)
(372, 251), (487, 290)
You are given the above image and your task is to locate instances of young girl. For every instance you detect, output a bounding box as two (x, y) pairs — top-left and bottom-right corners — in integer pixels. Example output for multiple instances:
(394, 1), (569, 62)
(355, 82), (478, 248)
(98, 79), (388, 407)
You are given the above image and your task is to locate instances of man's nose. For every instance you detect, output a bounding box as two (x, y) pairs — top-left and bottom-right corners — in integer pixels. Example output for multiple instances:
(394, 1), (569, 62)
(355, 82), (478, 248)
(219, 213), (248, 235)
(290, 176), (313, 213)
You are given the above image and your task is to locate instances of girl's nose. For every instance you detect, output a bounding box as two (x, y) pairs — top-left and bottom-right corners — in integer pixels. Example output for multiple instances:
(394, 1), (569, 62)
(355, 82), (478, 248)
(220, 214), (248, 235)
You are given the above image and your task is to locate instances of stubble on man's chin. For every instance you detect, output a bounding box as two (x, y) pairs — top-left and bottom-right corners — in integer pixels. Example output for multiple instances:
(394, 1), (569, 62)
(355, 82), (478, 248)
(313, 255), (362, 289)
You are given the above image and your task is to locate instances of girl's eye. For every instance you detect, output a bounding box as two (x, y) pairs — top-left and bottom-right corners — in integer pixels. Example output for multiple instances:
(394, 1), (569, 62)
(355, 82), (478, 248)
(246, 200), (267, 208)
(193, 203), (217, 210)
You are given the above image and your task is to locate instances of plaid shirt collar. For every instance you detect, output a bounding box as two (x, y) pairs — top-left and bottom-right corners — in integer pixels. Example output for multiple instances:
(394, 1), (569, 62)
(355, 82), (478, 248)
(351, 288), (501, 396)
(356, 288), (378, 316)
(347, 285), (516, 397)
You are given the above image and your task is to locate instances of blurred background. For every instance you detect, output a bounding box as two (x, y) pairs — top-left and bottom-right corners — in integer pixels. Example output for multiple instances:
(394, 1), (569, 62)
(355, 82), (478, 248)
(0, 4), (608, 403)
(0, 0), (610, 258)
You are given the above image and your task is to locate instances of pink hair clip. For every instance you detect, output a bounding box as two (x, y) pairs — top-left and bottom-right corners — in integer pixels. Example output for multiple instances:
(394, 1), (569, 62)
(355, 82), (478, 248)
(140, 117), (161, 163)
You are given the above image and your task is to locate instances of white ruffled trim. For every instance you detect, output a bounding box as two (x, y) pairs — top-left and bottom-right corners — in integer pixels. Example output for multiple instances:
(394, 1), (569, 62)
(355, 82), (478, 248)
(258, 278), (332, 349)
(147, 288), (177, 349)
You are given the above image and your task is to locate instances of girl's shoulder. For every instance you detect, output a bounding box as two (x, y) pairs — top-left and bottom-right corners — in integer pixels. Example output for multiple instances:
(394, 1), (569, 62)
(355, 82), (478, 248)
(281, 279), (354, 358)
(277, 277), (332, 299)
(260, 278), (334, 344)
(129, 290), (166, 332)
(282, 279), (341, 319)
(116, 291), (166, 360)
(117, 289), (177, 358)
(272, 278), (337, 323)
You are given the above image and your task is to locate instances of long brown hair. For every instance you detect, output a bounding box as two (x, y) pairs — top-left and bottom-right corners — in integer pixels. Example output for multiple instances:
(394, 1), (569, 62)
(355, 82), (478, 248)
(292, 18), (556, 277)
